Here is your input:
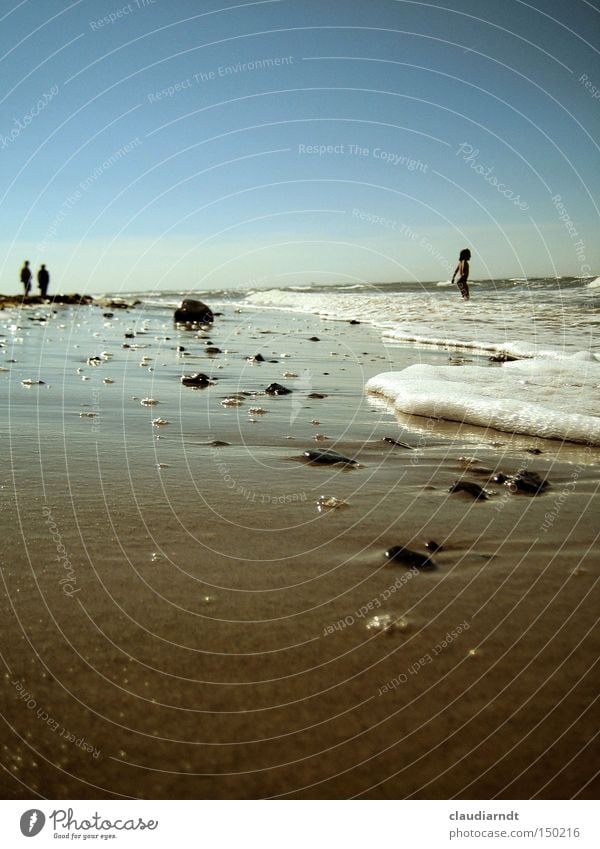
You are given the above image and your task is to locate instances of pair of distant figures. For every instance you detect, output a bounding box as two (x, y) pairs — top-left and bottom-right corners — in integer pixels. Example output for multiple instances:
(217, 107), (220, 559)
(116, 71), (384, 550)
(20, 261), (50, 298)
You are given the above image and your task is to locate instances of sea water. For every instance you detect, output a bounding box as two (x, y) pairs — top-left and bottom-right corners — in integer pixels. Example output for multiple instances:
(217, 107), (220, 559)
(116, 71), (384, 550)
(5, 276), (598, 446)
(238, 277), (599, 445)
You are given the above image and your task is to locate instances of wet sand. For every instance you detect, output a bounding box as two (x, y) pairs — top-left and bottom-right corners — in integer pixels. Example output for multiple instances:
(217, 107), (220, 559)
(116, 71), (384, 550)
(1, 301), (598, 799)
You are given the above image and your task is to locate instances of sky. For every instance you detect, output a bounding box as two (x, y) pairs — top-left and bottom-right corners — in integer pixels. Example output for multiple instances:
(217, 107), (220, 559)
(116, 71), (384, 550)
(1, 0), (599, 293)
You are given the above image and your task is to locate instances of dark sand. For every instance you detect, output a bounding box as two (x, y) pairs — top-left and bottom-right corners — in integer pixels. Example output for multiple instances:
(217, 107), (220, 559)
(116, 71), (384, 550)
(1, 301), (598, 799)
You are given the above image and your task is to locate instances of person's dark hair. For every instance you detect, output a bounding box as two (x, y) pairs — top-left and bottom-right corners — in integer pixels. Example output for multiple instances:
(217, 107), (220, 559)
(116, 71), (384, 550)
(459, 248), (471, 261)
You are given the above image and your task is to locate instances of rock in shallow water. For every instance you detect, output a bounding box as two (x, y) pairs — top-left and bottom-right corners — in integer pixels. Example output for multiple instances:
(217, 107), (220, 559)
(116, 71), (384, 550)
(385, 545), (436, 571)
(174, 298), (213, 324)
(449, 480), (489, 500)
(382, 436), (413, 449)
(180, 372), (212, 387)
(265, 382), (292, 395)
(504, 469), (550, 495)
(303, 449), (358, 467)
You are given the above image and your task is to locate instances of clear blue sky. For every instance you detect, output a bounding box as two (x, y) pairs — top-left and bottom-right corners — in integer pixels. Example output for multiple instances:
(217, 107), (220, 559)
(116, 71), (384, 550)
(1, 0), (599, 293)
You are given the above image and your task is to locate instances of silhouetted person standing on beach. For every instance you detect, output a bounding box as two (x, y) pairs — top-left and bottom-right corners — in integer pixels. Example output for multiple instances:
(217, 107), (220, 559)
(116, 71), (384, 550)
(37, 264), (50, 299)
(451, 248), (471, 300)
(20, 260), (32, 296)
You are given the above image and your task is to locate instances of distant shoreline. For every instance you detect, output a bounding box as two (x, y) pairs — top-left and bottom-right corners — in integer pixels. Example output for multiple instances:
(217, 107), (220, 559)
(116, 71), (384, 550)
(0, 293), (140, 309)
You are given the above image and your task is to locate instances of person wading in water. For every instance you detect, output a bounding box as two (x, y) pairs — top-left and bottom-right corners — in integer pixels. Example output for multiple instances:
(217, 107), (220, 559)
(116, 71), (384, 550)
(451, 248), (471, 300)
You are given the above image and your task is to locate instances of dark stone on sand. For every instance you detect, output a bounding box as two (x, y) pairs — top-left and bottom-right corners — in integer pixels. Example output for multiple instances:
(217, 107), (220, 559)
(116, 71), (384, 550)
(205, 346), (221, 354)
(177, 345), (186, 352)
(449, 480), (489, 500)
(124, 332), (135, 338)
(383, 436), (413, 449)
(210, 440), (230, 447)
(349, 319), (360, 325)
(385, 545), (436, 571)
(504, 469), (549, 495)
(174, 298), (214, 325)
(265, 382), (292, 395)
(181, 372), (212, 387)
(525, 447), (543, 455)
(308, 336), (320, 342)
(307, 392), (327, 399)
(489, 352), (518, 362)
(103, 312), (114, 318)
(425, 540), (443, 552)
(303, 449), (358, 467)
(247, 353), (264, 362)
(492, 472), (509, 484)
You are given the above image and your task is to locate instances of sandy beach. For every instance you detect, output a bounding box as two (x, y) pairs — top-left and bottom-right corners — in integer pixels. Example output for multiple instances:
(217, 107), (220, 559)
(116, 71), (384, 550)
(0, 297), (598, 799)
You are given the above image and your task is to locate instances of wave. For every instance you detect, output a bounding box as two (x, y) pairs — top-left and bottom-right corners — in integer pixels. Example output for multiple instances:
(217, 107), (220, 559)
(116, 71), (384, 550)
(366, 355), (600, 445)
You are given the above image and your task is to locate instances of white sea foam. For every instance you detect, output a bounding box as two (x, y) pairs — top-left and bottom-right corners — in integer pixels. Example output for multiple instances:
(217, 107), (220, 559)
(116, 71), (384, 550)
(245, 284), (598, 442)
(246, 285), (597, 361)
(366, 356), (600, 445)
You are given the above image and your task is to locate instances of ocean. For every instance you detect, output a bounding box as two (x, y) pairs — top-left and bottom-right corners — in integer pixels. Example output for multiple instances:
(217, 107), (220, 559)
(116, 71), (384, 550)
(127, 276), (600, 445)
